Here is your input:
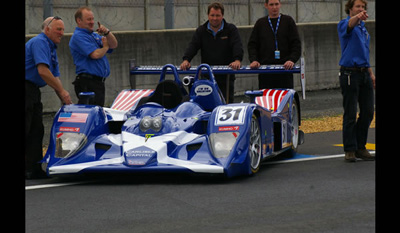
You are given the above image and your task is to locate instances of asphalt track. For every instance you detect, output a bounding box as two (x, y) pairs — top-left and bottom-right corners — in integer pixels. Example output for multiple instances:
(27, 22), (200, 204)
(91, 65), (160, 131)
(26, 89), (376, 232)
(25, 128), (375, 233)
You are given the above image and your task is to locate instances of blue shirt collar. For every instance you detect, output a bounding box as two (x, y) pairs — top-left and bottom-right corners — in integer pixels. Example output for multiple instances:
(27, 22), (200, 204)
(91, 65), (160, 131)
(74, 27), (95, 34)
(207, 20), (224, 37)
(39, 32), (57, 49)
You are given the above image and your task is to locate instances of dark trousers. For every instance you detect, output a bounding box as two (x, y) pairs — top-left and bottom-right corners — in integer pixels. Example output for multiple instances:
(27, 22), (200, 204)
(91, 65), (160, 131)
(73, 74), (106, 106)
(215, 74), (235, 103)
(258, 73), (294, 89)
(25, 81), (44, 173)
(339, 68), (374, 152)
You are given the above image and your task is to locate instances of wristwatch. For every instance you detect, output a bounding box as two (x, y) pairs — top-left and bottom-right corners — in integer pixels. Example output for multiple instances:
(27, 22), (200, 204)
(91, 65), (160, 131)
(104, 30), (110, 36)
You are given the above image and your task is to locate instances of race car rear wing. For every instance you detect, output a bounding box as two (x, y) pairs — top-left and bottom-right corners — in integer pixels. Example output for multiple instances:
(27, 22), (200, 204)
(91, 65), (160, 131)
(129, 58), (306, 99)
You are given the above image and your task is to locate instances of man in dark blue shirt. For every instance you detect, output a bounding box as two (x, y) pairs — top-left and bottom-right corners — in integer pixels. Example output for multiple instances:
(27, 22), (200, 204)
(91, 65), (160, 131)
(69, 6), (118, 106)
(337, 0), (375, 162)
(25, 16), (72, 179)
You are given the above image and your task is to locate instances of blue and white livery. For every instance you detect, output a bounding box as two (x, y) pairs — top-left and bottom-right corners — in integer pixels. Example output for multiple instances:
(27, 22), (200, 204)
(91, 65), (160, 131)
(42, 64), (304, 178)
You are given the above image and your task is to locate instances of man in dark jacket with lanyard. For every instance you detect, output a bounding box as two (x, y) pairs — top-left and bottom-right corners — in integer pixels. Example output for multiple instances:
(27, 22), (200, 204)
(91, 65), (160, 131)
(338, 0), (375, 162)
(248, 0), (301, 89)
(180, 2), (244, 103)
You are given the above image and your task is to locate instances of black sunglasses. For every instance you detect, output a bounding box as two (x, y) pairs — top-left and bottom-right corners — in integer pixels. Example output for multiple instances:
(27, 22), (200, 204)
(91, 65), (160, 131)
(47, 16), (62, 27)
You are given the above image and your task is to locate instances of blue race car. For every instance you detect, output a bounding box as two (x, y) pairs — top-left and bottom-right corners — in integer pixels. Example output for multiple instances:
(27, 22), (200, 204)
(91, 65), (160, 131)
(42, 64), (304, 178)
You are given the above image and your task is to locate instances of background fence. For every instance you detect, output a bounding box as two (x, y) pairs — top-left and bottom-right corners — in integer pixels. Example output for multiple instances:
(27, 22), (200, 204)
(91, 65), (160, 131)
(25, 0), (376, 112)
(26, 0), (376, 34)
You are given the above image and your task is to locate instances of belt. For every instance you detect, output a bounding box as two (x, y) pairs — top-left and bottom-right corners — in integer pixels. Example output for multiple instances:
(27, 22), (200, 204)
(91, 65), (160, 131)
(25, 80), (40, 89)
(77, 73), (106, 82)
(340, 66), (368, 73)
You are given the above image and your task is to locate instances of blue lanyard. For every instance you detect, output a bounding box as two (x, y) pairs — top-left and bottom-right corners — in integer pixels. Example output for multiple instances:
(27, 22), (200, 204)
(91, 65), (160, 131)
(268, 14), (281, 50)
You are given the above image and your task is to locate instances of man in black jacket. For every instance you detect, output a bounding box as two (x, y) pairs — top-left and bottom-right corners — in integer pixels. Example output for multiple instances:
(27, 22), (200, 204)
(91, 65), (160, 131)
(248, 0), (301, 89)
(180, 2), (243, 103)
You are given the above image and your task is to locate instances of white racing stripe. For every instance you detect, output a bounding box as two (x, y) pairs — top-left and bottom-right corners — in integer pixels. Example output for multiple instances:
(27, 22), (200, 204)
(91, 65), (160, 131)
(45, 131), (223, 177)
(48, 157), (124, 175)
(123, 131), (224, 173)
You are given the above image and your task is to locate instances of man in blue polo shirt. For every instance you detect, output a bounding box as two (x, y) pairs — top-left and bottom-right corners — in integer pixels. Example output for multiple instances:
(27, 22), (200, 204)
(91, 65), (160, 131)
(25, 16), (72, 179)
(69, 6), (118, 106)
(338, 0), (375, 162)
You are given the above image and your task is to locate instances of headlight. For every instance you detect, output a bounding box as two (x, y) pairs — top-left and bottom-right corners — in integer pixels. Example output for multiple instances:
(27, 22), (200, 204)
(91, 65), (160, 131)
(140, 116), (152, 132)
(55, 132), (87, 158)
(151, 116), (162, 132)
(140, 116), (162, 132)
(209, 132), (239, 158)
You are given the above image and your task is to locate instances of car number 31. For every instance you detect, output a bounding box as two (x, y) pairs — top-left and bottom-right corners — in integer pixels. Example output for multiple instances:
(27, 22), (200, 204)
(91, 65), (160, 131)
(215, 106), (247, 125)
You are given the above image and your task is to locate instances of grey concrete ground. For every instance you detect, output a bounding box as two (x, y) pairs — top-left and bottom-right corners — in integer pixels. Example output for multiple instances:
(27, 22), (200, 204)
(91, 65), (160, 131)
(26, 153), (375, 233)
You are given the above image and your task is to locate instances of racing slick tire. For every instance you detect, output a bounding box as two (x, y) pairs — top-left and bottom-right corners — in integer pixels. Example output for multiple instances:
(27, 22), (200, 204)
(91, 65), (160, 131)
(291, 100), (300, 152)
(249, 114), (262, 174)
(281, 99), (303, 158)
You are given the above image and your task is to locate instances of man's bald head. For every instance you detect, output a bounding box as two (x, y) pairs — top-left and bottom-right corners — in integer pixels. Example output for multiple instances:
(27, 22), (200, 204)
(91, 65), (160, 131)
(41, 16), (65, 44)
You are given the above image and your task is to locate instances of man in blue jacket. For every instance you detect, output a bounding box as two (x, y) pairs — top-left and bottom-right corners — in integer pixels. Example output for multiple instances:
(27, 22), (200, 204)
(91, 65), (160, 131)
(69, 6), (118, 106)
(338, 0), (375, 162)
(25, 16), (72, 179)
(180, 2), (244, 103)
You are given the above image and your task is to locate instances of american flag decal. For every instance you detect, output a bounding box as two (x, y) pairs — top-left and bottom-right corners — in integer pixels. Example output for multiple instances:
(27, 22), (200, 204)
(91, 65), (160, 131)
(255, 89), (289, 112)
(58, 113), (88, 123)
(110, 89), (154, 111)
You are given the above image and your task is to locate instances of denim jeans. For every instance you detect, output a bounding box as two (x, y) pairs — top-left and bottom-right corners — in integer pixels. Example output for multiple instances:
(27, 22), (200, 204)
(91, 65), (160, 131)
(339, 68), (374, 152)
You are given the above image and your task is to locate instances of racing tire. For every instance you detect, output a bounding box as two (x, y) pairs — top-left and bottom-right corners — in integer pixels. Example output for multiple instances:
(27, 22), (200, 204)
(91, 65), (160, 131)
(290, 100), (300, 153)
(249, 114), (262, 174)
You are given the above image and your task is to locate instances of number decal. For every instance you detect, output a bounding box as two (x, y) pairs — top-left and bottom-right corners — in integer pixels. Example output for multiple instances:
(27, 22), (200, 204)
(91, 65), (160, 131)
(219, 108), (242, 121)
(215, 106), (246, 125)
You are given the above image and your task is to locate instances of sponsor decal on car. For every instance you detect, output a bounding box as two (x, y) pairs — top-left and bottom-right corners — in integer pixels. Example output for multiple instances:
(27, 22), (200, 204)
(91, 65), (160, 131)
(59, 127), (80, 132)
(218, 126), (240, 131)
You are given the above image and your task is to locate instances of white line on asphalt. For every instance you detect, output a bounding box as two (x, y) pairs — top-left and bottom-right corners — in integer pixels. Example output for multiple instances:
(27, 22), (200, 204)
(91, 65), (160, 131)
(263, 151), (375, 165)
(264, 154), (345, 165)
(25, 182), (87, 191)
(26, 151), (375, 190)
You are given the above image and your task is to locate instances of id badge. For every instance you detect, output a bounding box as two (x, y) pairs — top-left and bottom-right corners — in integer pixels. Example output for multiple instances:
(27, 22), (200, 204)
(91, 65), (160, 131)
(274, 50), (280, 59)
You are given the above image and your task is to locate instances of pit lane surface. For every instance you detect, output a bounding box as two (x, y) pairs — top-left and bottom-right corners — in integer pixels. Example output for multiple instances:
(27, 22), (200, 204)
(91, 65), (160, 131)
(26, 129), (375, 233)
